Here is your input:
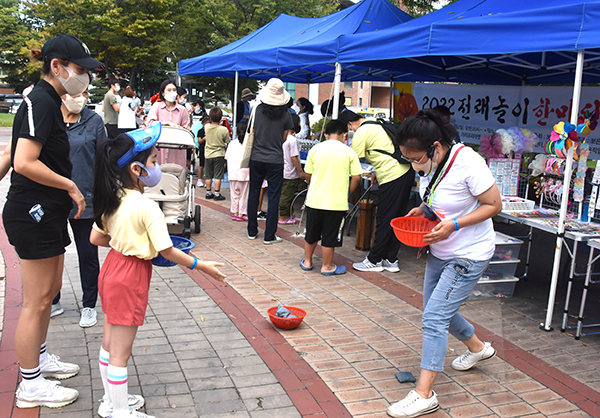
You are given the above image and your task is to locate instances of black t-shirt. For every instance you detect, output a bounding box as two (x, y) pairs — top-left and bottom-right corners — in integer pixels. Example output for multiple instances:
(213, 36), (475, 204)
(8, 79), (72, 210)
(251, 104), (294, 164)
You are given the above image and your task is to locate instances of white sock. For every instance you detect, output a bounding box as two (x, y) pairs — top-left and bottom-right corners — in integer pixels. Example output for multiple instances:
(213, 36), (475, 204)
(20, 366), (43, 391)
(107, 364), (128, 414)
(39, 341), (47, 364)
(99, 347), (110, 400)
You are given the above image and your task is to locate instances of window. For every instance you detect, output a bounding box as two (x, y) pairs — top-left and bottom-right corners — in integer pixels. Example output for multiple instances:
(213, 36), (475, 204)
(359, 98), (363, 107)
(283, 82), (296, 100)
(360, 81), (364, 89)
(344, 81), (353, 88)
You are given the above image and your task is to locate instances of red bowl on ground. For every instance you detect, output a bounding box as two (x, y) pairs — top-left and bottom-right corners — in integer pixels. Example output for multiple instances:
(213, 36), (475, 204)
(391, 217), (440, 247)
(267, 306), (307, 330)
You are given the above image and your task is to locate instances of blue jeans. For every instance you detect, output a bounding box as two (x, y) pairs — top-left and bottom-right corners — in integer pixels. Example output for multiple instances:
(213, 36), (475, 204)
(247, 160), (284, 241)
(420, 254), (489, 372)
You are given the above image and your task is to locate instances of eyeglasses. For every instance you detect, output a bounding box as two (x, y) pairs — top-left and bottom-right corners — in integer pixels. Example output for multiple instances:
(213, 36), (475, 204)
(402, 152), (428, 164)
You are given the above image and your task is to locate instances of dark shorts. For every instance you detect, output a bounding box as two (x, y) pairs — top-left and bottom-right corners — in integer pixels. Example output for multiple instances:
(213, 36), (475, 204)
(3, 200), (71, 260)
(204, 156), (225, 180)
(305, 207), (346, 248)
(198, 142), (206, 167)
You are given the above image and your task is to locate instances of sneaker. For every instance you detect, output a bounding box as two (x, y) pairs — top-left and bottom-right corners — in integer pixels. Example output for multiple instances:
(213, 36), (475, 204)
(387, 390), (439, 418)
(79, 307), (97, 328)
(353, 257), (384, 272)
(50, 302), (64, 318)
(196, 179), (205, 188)
(205, 192), (214, 199)
(214, 194), (226, 201)
(247, 233), (257, 240)
(451, 342), (496, 371)
(98, 394), (145, 418)
(15, 379), (78, 409)
(382, 259), (400, 273)
(40, 354), (80, 380)
(257, 211), (267, 220)
(264, 236), (283, 245)
(108, 408), (155, 418)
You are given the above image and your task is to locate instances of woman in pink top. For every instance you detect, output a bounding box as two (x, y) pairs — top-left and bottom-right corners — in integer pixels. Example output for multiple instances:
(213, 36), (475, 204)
(146, 79), (190, 165)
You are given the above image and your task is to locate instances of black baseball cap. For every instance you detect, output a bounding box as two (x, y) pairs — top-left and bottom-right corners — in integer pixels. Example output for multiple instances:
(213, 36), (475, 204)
(41, 34), (104, 70)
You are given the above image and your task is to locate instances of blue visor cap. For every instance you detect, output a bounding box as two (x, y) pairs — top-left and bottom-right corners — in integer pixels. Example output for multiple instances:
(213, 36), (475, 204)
(117, 124), (162, 168)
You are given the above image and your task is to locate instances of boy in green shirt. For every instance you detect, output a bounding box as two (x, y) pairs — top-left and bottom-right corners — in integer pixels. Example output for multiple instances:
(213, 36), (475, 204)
(300, 120), (362, 275)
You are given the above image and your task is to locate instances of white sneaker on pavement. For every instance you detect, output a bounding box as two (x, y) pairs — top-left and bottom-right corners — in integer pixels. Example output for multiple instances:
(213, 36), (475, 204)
(98, 394), (145, 418)
(40, 354), (80, 380)
(382, 259), (400, 272)
(109, 407), (156, 418)
(15, 379), (79, 409)
(50, 302), (64, 318)
(451, 341), (496, 371)
(264, 236), (283, 245)
(353, 257), (384, 272)
(387, 390), (439, 418)
(79, 307), (97, 328)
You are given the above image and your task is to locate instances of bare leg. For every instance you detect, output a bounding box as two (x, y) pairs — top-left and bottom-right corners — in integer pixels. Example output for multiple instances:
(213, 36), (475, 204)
(103, 323), (138, 367)
(415, 369), (438, 399)
(462, 334), (485, 353)
(16, 255), (64, 369)
(197, 166), (203, 181)
(205, 179), (213, 192)
(321, 247), (336, 273)
(303, 242), (317, 269)
(214, 179), (222, 191)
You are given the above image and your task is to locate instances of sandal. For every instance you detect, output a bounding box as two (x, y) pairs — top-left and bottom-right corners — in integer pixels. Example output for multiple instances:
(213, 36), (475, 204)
(299, 258), (313, 271)
(321, 265), (347, 276)
(278, 218), (295, 225)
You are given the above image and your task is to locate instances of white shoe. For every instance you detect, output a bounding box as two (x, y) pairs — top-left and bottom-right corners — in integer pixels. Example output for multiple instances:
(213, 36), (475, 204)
(40, 354), (80, 380)
(98, 394), (145, 418)
(264, 236), (283, 245)
(50, 302), (64, 318)
(109, 407), (156, 418)
(353, 257), (384, 272)
(15, 379), (78, 409)
(451, 341), (496, 371)
(387, 390), (439, 418)
(196, 179), (205, 188)
(79, 307), (98, 327)
(382, 259), (400, 272)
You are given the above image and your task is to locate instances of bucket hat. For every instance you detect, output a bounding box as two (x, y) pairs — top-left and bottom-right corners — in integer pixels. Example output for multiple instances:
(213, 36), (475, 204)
(258, 78), (290, 106)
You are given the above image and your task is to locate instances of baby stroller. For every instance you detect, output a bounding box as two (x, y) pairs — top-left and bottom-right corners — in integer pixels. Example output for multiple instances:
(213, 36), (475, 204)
(144, 126), (201, 238)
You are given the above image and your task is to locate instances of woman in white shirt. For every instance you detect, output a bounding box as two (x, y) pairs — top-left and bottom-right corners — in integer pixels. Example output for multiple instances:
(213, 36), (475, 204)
(296, 97), (313, 139)
(386, 110), (502, 418)
(117, 86), (137, 133)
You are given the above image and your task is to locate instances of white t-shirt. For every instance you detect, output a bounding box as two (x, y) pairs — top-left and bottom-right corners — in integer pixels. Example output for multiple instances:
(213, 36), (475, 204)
(298, 113), (310, 139)
(419, 145), (496, 261)
(118, 97), (137, 129)
(283, 134), (300, 180)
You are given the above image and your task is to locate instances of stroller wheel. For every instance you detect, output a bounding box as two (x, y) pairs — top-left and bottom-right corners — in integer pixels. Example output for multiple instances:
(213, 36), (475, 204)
(183, 216), (191, 238)
(194, 205), (201, 233)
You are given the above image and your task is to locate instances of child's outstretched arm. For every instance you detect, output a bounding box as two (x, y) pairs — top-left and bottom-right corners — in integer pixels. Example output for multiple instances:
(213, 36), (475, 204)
(159, 246), (226, 282)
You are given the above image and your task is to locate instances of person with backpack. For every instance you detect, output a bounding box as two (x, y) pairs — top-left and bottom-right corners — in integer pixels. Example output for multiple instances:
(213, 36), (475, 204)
(338, 110), (414, 273)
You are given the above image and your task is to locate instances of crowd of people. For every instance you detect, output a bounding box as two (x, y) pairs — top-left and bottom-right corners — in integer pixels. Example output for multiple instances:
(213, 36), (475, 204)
(5, 33), (504, 418)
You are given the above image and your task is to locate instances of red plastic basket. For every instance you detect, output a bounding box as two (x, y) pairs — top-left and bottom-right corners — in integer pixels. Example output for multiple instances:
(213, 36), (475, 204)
(391, 217), (440, 247)
(267, 306), (307, 330)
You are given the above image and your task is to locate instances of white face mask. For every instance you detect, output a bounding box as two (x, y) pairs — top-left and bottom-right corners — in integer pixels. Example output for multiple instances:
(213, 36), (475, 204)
(63, 94), (87, 114)
(179, 98), (187, 105)
(55, 63), (89, 96)
(164, 91), (177, 103)
(114, 85), (120, 92)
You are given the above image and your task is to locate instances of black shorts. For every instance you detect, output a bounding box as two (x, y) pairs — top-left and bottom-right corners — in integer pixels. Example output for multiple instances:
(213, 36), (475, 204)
(305, 207), (346, 248)
(3, 200), (71, 260)
(198, 142), (206, 167)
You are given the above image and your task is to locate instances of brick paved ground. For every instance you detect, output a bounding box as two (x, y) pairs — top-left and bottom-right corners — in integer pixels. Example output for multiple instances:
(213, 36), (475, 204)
(2, 130), (600, 417)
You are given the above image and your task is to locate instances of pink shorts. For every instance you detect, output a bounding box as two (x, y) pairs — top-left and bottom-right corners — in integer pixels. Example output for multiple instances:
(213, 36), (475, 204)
(98, 250), (152, 326)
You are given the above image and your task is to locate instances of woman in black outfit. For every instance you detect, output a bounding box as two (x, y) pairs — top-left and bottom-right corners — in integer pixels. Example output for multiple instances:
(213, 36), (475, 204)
(3, 34), (103, 409)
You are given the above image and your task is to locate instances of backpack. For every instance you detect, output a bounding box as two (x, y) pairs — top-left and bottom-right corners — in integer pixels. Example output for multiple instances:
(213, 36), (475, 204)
(360, 119), (408, 165)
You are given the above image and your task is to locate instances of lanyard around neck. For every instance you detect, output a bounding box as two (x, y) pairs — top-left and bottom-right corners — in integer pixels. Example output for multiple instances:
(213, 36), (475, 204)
(425, 144), (464, 206)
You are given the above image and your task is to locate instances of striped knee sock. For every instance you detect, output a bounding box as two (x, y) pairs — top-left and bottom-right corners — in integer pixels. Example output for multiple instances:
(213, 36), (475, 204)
(20, 366), (42, 391)
(99, 347), (110, 399)
(107, 364), (128, 414)
(39, 341), (47, 364)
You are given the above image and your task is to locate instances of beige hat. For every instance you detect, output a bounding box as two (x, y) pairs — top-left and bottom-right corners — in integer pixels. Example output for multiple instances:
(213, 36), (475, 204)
(258, 78), (291, 106)
(241, 88), (255, 99)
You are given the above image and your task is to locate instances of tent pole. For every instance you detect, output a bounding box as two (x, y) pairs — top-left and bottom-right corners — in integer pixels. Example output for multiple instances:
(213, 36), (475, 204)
(233, 71), (239, 135)
(389, 77), (394, 121)
(542, 49), (585, 331)
(332, 62), (342, 119)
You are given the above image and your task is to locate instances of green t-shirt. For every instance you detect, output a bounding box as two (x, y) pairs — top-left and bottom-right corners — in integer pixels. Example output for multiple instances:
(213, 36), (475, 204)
(204, 124), (229, 158)
(305, 140), (362, 211)
(351, 121), (410, 184)
(103, 91), (119, 125)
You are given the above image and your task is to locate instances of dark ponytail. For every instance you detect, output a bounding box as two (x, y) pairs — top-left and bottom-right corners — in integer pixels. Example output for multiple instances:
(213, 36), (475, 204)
(237, 121), (247, 144)
(93, 134), (154, 229)
(396, 109), (457, 151)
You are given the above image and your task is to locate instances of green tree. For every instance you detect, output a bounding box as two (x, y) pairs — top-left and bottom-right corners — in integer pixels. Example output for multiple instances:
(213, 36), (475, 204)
(0, 0), (43, 92)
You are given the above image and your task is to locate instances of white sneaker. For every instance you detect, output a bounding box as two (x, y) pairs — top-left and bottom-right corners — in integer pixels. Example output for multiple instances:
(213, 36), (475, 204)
(382, 259), (400, 272)
(353, 257), (384, 272)
(15, 379), (78, 409)
(98, 394), (145, 418)
(451, 341), (496, 371)
(387, 390), (439, 418)
(40, 354), (80, 380)
(50, 302), (64, 318)
(196, 179), (205, 188)
(109, 407), (156, 418)
(79, 307), (97, 327)
(264, 236), (283, 245)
